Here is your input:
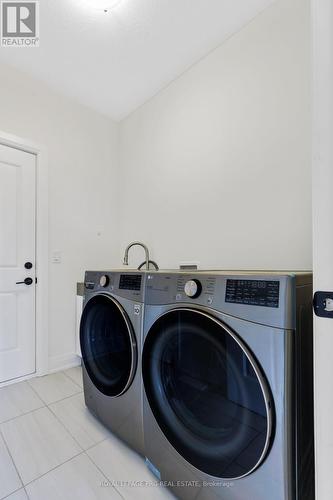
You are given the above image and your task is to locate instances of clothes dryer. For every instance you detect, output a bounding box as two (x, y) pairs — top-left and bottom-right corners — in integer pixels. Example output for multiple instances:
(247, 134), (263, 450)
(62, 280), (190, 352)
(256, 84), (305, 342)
(142, 271), (314, 500)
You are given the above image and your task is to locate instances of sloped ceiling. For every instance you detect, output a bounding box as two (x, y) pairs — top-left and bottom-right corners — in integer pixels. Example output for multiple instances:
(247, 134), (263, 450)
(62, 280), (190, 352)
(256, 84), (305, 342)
(0, 0), (276, 120)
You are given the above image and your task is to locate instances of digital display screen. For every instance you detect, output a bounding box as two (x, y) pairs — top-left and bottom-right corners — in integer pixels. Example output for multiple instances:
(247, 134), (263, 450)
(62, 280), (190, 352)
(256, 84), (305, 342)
(119, 274), (142, 291)
(225, 279), (280, 308)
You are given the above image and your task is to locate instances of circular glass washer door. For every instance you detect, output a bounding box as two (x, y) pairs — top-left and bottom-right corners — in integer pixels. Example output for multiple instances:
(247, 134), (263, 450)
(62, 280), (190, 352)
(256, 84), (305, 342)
(80, 294), (137, 397)
(142, 308), (274, 480)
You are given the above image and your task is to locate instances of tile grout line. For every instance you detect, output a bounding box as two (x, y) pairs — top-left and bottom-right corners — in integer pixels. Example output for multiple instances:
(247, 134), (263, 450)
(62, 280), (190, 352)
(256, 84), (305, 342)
(0, 368), (128, 499)
(25, 378), (50, 407)
(47, 399), (88, 452)
(0, 377), (69, 496)
(22, 440), (117, 493)
(42, 370), (126, 498)
(45, 373), (112, 452)
(23, 447), (124, 499)
(45, 389), (83, 407)
(0, 369), (83, 426)
(0, 486), (24, 500)
(23, 449), (85, 490)
(0, 408), (85, 489)
(32, 390), (83, 407)
(0, 425), (25, 493)
(0, 379), (46, 425)
(27, 371), (83, 406)
(29, 375), (83, 407)
(0, 376), (85, 491)
(84, 450), (126, 500)
(0, 369), (109, 487)
(59, 366), (154, 498)
(61, 366), (84, 389)
(0, 392), (82, 427)
(0, 401), (46, 426)
(46, 397), (110, 453)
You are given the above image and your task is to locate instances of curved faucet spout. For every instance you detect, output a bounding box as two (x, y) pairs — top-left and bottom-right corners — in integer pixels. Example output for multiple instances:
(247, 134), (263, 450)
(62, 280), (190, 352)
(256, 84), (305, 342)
(123, 241), (150, 270)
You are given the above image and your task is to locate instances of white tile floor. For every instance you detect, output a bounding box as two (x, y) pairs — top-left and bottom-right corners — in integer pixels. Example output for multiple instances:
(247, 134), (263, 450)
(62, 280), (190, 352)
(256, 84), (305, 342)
(0, 367), (174, 500)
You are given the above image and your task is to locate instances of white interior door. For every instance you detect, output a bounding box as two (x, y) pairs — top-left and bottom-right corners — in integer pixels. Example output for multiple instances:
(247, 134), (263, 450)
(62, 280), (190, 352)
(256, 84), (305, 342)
(0, 144), (36, 383)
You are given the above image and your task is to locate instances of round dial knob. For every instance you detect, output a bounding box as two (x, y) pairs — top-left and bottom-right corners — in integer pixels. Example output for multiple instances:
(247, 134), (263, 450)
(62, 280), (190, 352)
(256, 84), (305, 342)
(99, 275), (110, 288)
(184, 279), (202, 299)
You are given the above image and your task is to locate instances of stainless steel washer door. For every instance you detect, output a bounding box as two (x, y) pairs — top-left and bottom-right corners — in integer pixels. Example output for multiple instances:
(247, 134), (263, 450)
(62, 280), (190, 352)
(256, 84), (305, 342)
(80, 294), (137, 397)
(142, 308), (274, 480)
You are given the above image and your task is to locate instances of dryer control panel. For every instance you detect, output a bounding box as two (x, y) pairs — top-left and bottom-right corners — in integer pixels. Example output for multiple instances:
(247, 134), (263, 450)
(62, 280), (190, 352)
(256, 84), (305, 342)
(225, 279), (280, 308)
(147, 273), (217, 307)
(84, 271), (145, 303)
(145, 272), (300, 329)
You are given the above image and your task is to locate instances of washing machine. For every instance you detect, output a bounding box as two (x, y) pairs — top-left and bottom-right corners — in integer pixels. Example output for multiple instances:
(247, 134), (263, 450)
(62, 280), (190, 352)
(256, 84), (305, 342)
(142, 271), (314, 500)
(80, 270), (145, 455)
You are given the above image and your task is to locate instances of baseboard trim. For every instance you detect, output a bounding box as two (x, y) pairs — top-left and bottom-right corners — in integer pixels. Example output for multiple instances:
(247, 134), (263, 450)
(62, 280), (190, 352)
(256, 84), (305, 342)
(48, 353), (81, 373)
(0, 372), (37, 389)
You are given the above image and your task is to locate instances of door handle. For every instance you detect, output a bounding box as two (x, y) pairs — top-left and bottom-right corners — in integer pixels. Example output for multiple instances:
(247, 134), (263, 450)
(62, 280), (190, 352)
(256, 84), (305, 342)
(16, 277), (33, 286)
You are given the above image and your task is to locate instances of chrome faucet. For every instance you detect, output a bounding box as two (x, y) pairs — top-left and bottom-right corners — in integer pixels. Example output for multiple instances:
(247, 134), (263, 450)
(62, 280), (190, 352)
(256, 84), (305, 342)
(123, 241), (150, 270)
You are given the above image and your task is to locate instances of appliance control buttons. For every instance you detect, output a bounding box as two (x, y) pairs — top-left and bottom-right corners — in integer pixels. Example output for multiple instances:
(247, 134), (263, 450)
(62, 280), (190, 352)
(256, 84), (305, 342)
(85, 282), (95, 290)
(184, 279), (202, 299)
(99, 275), (109, 287)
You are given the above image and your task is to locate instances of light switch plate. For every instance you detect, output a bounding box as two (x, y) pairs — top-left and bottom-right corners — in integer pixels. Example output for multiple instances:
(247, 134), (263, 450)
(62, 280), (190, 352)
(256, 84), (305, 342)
(52, 251), (62, 264)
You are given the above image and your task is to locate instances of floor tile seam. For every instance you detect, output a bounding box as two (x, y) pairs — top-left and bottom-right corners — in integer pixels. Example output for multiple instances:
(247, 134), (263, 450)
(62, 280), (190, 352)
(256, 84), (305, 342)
(47, 399), (110, 453)
(27, 377), (82, 406)
(1, 403), (84, 487)
(0, 485), (24, 500)
(46, 403), (85, 453)
(22, 449), (85, 488)
(61, 368), (83, 391)
(25, 380), (50, 406)
(84, 449), (126, 500)
(0, 401), (46, 426)
(0, 425), (24, 491)
(45, 388), (83, 408)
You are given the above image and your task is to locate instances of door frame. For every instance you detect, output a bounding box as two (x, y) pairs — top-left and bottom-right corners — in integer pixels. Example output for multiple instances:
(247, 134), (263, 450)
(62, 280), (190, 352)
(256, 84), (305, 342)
(312, 0), (333, 498)
(0, 130), (48, 383)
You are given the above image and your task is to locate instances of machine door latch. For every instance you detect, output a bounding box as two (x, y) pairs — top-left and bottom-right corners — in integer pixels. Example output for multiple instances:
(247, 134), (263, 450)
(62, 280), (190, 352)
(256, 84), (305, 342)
(313, 291), (333, 317)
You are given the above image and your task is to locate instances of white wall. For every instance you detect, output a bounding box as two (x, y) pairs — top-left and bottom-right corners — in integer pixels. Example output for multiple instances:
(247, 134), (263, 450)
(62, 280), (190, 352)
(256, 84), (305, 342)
(0, 63), (119, 371)
(312, 0), (333, 498)
(0, 0), (312, 372)
(119, 0), (312, 271)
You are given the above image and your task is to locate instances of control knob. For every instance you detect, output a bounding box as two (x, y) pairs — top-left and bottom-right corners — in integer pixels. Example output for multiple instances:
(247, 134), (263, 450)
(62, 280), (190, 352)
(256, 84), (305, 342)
(99, 275), (110, 287)
(184, 279), (202, 299)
